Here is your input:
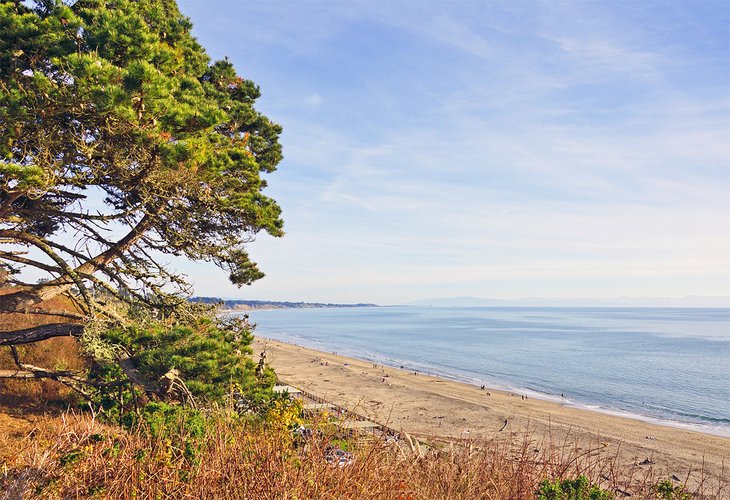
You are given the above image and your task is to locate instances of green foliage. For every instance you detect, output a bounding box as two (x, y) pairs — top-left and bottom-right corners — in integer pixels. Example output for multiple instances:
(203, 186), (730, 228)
(106, 315), (273, 401)
(0, 0), (282, 426)
(535, 476), (614, 500)
(85, 314), (276, 420)
(122, 401), (205, 440)
(0, 163), (46, 191)
(330, 438), (351, 452)
(654, 480), (690, 500)
(59, 449), (85, 467)
(2, 0), (283, 288)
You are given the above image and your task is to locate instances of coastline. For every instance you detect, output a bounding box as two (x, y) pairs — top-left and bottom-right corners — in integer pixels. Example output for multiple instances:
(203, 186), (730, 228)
(253, 336), (729, 487)
(243, 306), (730, 436)
(253, 329), (730, 439)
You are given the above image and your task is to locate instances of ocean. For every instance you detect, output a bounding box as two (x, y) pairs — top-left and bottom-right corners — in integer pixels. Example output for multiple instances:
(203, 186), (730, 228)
(243, 306), (730, 436)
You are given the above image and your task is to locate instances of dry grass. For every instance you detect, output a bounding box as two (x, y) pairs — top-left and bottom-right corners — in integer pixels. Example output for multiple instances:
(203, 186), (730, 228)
(1, 411), (724, 499)
(0, 338), (88, 405)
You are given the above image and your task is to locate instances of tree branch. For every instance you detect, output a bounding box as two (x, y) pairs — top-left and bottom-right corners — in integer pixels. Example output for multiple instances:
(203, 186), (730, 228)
(0, 191), (24, 219)
(0, 213), (155, 312)
(10, 307), (86, 321)
(0, 363), (84, 380)
(10, 345), (21, 368)
(0, 229), (94, 312)
(0, 251), (63, 275)
(0, 323), (84, 346)
(12, 205), (139, 222)
(0, 362), (127, 396)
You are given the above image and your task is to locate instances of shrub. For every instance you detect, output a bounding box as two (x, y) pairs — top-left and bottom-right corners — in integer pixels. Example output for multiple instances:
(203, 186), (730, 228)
(121, 402), (206, 440)
(264, 398), (304, 430)
(536, 475), (614, 500)
(98, 315), (274, 403)
(655, 479), (691, 500)
(84, 314), (277, 423)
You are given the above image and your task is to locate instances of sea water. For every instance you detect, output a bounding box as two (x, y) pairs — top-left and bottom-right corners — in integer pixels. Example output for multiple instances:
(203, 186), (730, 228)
(243, 307), (730, 436)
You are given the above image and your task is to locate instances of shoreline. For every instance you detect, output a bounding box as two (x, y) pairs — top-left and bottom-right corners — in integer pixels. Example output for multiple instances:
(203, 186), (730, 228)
(256, 333), (730, 439)
(253, 335), (729, 487)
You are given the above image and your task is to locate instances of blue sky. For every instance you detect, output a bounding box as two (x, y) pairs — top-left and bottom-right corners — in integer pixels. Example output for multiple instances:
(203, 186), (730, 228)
(176, 0), (729, 305)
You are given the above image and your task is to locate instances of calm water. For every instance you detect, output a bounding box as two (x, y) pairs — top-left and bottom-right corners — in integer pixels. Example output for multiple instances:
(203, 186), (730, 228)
(244, 307), (730, 436)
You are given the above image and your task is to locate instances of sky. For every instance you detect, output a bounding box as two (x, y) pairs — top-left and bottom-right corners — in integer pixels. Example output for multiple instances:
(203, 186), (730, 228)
(174, 0), (730, 305)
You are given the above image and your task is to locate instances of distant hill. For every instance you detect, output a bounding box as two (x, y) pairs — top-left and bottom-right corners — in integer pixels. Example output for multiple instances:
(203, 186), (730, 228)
(407, 295), (730, 308)
(190, 297), (378, 310)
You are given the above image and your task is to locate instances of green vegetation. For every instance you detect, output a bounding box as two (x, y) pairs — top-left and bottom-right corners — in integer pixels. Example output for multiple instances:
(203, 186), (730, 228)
(655, 479), (691, 500)
(536, 476), (614, 500)
(86, 314), (276, 417)
(1, 0), (283, 406)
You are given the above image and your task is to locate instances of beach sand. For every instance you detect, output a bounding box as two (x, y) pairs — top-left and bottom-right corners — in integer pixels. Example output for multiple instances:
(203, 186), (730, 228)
(253, 337), (729, 488)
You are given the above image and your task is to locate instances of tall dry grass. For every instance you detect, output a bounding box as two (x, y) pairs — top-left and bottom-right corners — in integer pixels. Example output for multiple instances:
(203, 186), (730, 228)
(0, 338), (88, 406)
(1, 411), (724, 499)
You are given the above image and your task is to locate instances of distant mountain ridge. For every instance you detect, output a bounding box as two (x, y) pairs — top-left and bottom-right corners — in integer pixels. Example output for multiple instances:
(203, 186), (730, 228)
(407, 295), (730, 308)
(191, 297), (378, 310)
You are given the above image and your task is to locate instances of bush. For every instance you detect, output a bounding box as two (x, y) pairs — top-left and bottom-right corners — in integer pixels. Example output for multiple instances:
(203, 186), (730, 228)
(99, 315), (274, 402)
(84, 314), (277, 422)
(655, 479), (690, 500)
(536, 475), (614, 500)
(264, 398), (304, 430)
(121, 401), (208, 474)
(121, 402), (206, 440)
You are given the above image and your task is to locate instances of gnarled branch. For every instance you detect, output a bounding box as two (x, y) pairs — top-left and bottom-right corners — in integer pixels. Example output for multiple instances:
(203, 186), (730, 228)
(0, 322), (84, 346)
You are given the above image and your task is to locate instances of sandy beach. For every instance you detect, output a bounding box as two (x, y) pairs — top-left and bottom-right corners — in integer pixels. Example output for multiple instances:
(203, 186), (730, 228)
(253, 337), (729, 487)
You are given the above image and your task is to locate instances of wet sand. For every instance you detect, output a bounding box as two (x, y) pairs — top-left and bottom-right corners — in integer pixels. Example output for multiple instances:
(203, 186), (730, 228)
(253, 337), (729, 488)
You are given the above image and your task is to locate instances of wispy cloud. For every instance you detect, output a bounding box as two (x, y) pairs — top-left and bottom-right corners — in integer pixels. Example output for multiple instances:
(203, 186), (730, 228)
(178, 0), (730, 303)
(305, 93), (323, 108)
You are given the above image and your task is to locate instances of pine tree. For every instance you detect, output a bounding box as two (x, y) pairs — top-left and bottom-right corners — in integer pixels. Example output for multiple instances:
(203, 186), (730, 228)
(0, 0), (282, 405)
